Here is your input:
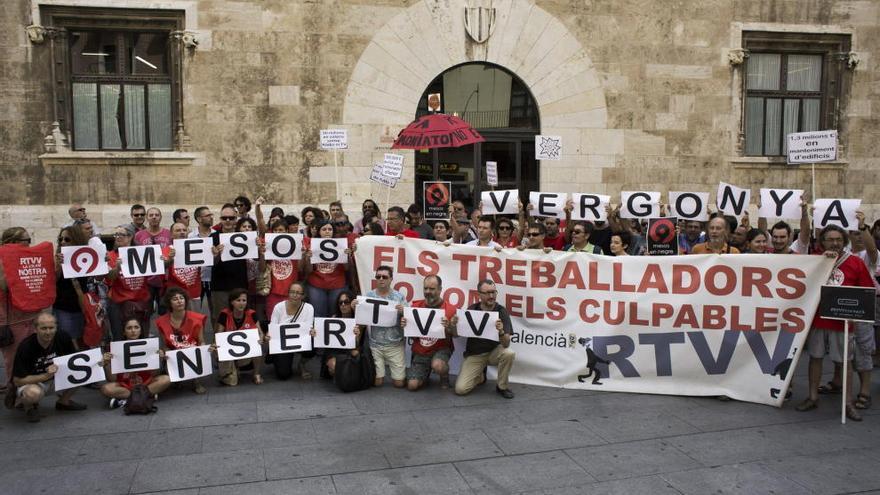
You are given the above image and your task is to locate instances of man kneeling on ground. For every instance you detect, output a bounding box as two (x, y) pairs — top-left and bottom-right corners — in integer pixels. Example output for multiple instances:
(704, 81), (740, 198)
(401, 275), (456, 390)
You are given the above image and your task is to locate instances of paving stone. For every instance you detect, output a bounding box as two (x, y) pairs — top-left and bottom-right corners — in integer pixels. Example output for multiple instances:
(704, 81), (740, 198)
(206, 380), (303, 404)
(332, 463), (473, 494)
(762, 449), (880, 494)
(413, 403), (525, 433)
(1, 406), (153, 441)
(130, 450), (265, 493)
(566, 439), (698, 481)
(198, 476), (336, 495)
(484, 419), (605, 455)
(149, 401), (257, 430)
(264, 442), (390, 479)
(201, 419), (318, 452)
(0, 436), (83, 470)
(0, 460), (137, 495)
(577, 408), (700, 443)
(673, 397), (801, 431)
(381, 430), (504, 467)
(350, 385), (458, 413)
(256, 395), (360, 422)
(521, 474), (683, 494)
(661, 463), (811, 495)
(309, 411), (424, 444)
(78, 427), (204, 463)
(455, 451), (595, 494)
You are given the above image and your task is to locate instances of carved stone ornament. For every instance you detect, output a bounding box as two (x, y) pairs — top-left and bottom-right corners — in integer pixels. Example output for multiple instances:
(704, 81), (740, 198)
(845, 51), (860, 70)
(728, 48), (748, 66)
(25, 25), (45, 43)
(44, 122), (70, 153)
(170, 30), (199, 49)
(464, 6), (496, 44)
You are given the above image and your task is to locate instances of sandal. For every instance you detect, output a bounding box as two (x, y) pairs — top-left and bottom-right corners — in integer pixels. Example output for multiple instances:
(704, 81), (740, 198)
(846, 405), (863, 422)
(855, 394), (872, 410)
(253, 374), (264, 385)
(817, 382), (842, 395)
(795, 398), (818, 412)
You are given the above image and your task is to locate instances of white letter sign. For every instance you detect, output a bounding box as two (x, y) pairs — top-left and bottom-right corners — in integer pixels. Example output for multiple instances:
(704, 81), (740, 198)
(313, 318), (356, 349)
(53, 348), (105, 391)
(215, 329), (263, 362)
(110, 338), (160, 375)
(481, 189), (519, 215)
(309, 237), (348, 265)
(759, 189), (803, 220)
(529, 192), (567, 219)
(61, 238), (109, 279)
(403, 307), (447, 339)
(620, 192), (661, 219)
(166, 346), (213, 382)
(485, 161), (498, 186)
(456, 309), (499, 342)
(355, 296), (399, 327)
(716, 182), (750, 217)
(570, 194), (609, 222)
(668, 192), (709, 221)
(813, 199), (860, 230)
(370, 163), (398, 188)
(219, 231), (259, 261)
(119, 245), (164, 277)
(265, 233), (303, 261)
(173, 238), (214, 267)
(268, 323), (313, 354)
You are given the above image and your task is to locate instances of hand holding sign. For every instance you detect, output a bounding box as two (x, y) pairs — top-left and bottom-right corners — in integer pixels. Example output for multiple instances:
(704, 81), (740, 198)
(61, 238), (109, 279)
(172, 238), (214, 267)
(456, 309), (500, 342)
(758, 189), (803, 220)
(354, 296), (399, 327)
(309, 237), (348, 264)
(166, 346), (213, 382)
(215, 329), (263, 361)
(313, 318), (356, 349)
(529, 192), (567, 219)
(481, 190), (519, 215)
(110, 338), (161, 374)
(813, 199), (860, 229)
(219, 232), (259, 261)
(267, 323), (313, 354)
(717, 182), (750, 218)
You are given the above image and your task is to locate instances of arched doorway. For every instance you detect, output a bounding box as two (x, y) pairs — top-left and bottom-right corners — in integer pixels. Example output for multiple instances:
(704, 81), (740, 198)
(414, 63), (540, 210)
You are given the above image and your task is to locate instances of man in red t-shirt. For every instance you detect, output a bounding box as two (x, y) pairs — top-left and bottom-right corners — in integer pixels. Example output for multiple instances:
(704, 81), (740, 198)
(385, 206), (420, 238)
(402, 275), (456, 390)
(796, 225), (875, 422)
(163, 222), (202, 301)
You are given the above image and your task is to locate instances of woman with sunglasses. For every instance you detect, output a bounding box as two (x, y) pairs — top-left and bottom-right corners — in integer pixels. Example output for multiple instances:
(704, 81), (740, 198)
(106, 224), (151, 340)
(216, 288), (265, 386)
(269, 281), (315, 380)
(155, 287), (209, 394)
(320, 290), (363, 379)
(494, 218), (519, 248)
(52, 225), (91, 347)
(303, 221), (350, 318)
(0, 227), (41, 387)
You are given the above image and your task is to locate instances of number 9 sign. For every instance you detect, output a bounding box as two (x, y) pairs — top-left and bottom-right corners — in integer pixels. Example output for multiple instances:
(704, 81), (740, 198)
(61, 240), (109, 279)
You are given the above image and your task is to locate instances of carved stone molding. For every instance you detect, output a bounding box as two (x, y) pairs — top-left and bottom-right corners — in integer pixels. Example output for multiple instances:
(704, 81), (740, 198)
(170, 30), (198, 49)
(728, 48), (748, 66)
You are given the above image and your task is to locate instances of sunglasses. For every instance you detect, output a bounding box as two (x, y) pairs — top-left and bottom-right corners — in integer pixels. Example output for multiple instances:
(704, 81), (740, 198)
(375, 274), (390, 280)
(132, 213), (145, 217)
(59, 236), (72, 242)
(76, 208), (86, 212)
(339, 299), (351, 305)
(497, 226), (512, 231)
(220, 216), (237, 221)
(19, 238), (32, 244)
(528, 232), (543, 237)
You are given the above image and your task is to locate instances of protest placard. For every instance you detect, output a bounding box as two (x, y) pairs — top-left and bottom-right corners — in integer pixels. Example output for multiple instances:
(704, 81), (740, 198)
(119, 245), (164, 277)
(166, 346), (213, 382)
(53, 348), (105, 391)
(403, 307), (447, 339)
(529, 192), (567, 219)
(813, 199), (860, 229)
(486, 161), (498, 186)
(423, 181), (451, 221)
(481, 189), (519, 215)
(355, 296), (400, 327)
(382, 153), (404, 179)
(717, 182), (750, 217)
(370, 163), (397, 188)
(569, 194), (609, 222)
(535, 135), (562, 160)
(264, 233), (303, 261)
(267, 323), (313, 354)
(668, 192), (709, 221)
(219, 231), (259, 261)
(172, 238), (214, 267)
(787, 130), (837, 164)
(620, 192), (661, 219)
(309, 237), (348, 264)
(313, 318), (357, 349)
(647, 217), (677, 256)
(215, 329), (263, 362)
(759, 189), (803, 220)
(320, 129), (348, 150)
(456, 309), (500, 341)
(110, 338), (161, 374)
(61, 238), (109, 279)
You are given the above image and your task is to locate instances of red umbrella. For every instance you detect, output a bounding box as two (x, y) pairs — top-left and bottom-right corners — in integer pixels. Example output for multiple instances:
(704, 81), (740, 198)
(392, 113), (485, 149)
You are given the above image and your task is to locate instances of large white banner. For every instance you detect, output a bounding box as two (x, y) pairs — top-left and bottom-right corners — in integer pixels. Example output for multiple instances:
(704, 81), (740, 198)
(354, 237), (834, 407)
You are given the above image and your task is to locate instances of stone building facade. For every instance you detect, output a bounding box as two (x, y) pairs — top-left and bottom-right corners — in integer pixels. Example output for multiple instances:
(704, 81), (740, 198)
(1, 0), (877, 241)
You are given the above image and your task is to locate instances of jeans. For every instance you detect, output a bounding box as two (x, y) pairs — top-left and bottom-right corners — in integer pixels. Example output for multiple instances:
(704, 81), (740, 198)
(307, 285), (346, 318)
(54, 308), (84, 341)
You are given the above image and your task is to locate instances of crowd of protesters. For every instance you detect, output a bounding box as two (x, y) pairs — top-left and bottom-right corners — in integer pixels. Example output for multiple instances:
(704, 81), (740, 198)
(0, 193), (878, 422)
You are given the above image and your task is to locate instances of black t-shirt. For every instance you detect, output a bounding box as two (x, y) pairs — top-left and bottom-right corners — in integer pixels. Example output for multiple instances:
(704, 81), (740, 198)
(12, 332), (76, 379)
(464, 302), (513, 356)
(210, 231), (248, 291)
(53, 276), (91, 312)
(590, 226), (612, 256)
(217, 312), (245, 330)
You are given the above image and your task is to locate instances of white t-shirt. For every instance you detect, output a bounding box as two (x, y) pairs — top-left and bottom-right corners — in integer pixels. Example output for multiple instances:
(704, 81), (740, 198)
(466, 239), (502, 249)
(271, 301), (315, 326)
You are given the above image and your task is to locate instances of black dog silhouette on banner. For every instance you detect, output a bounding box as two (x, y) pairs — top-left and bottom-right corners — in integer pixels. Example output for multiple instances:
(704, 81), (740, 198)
(577, 337), (610, 385)
(770, 347), (797, 399)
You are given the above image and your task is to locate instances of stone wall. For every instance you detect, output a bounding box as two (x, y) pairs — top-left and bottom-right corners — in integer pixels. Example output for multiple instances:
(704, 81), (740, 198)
(1, 0), (878, 242)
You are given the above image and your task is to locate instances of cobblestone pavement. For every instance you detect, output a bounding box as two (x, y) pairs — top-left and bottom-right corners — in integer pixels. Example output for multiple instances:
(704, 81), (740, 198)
(1, 358), (879, 494)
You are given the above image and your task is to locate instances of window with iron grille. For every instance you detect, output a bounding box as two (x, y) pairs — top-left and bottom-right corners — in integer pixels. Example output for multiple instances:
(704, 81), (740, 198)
(742, 32), (851, 157)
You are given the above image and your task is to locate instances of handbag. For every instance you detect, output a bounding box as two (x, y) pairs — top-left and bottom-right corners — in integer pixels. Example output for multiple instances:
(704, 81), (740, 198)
(0, 294), (14, 348)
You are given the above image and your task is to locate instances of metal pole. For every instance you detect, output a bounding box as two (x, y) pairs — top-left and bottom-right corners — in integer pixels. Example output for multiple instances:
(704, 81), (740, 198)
(841, 319), (849, 425)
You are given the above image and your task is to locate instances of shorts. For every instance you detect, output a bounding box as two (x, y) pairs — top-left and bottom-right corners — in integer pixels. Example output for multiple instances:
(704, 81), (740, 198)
(807, 327), (855, 363)
(370, 342), (405, 381)
(16, 380), (55, 402)
(853, 321), (876, 371)
(406, 348), (452, 382)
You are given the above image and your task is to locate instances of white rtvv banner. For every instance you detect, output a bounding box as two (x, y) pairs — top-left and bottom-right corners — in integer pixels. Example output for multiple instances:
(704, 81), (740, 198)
(354, 237), (834, 407)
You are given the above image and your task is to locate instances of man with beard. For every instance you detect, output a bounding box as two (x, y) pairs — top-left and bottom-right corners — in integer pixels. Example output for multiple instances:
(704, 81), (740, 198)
(402, 275), (456, 390)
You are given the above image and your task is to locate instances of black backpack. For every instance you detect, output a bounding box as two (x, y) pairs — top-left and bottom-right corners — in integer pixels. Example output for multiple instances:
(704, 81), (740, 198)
(124, 384), (157, 414)
(334, 347), (376, 393)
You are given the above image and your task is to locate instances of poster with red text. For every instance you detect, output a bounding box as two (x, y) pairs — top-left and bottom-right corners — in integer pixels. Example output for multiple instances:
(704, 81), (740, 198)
(354, 237), (833, 407)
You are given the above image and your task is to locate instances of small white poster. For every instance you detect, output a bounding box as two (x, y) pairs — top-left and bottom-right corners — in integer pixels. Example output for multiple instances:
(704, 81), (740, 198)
(403, 307), (447, 339)
(219, 231), (259, 261)
(370, 163), (398, 188)
(166, 346), (213, 382)
(267, 323), (314, 354)
(486, 161), (498, 186)
(320, 129), (348, 150)
(382, 153), (404, 179)
(787, 130), (837, 164)
(313, 318), (357, 349)
(758, 189), (803, 220)
(355, 296), (400, 327)
(535, 135), (562, 160)
(53, 348), (106, 391)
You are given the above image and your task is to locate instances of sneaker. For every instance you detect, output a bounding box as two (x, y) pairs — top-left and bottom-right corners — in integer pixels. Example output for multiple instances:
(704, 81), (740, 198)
(55, 400), (87, 411)
(25, 406), (40, 423)
(496, 386), (514, 399)
(109, 398), (127, 410)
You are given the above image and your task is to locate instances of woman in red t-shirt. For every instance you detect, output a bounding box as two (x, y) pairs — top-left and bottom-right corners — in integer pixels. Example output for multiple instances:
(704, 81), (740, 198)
(259, 218), (308, 318)
(303, 221), (351, 317)
(216, 288), (266, 386)
(106, 225), (151, 340)
(100, 318), (171, 408)
(494, 217), (520, 248)
(155, 287), (209, 394)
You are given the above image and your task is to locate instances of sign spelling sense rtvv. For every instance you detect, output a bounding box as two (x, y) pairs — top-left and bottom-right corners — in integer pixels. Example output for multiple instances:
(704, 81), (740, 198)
(817, 285), (876, 323)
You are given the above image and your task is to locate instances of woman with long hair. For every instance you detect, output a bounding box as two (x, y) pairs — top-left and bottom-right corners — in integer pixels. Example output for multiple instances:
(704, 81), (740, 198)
(320, 290), (363, 378)
(494, 217), (519, 248)
(106, 224), (151, 340)
(53, 225), (90, 346)
(101, 317), (171, 408)
(303, 221), (350, 318)
(743, 229), (769, 254)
